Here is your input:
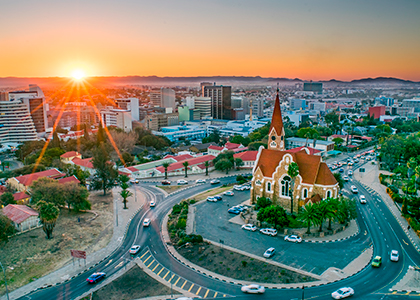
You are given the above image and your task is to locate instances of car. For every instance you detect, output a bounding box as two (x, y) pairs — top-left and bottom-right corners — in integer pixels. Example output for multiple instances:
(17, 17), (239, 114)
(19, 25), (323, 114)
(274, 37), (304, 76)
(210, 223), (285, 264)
(195, 179), (206, 184)
(241, 284), (265, 294)
(260, 228), (277, 236)
(341, 161), (347, 165)
(228, 208), (241, 215)
(214, 195), (223, 201)
(87, 272), (106, 284)
(359, 195), (366, 204)
(161, 180), (171, 185)
(372, 255), (382, 267)
(129, 245), (141, 254)
(343, 175), (349, 182)
(223, 190), (234, 196)
(339, 168), (344, 173)
(351, 185), (358, 194)
(331, 287), (354, 299)
(177, 179), (188, 185)
(348, 170), (353, 176)
(241, 224), (257, 231)
(390, 250), (399, 262)
(210, 179), (220, 185)
(150, 200), (156, 207)
(354, 158), (359, 163)
(284, 235), (302, 243)
(206, 196), (217, 202)
(263, 247), (276, 258)
(237, 204), (249, 211)
(242, 184), (251, 190)
(143, 218), (151, 227)
(234, 185), (244, 191)
(347, 162), (354, 166)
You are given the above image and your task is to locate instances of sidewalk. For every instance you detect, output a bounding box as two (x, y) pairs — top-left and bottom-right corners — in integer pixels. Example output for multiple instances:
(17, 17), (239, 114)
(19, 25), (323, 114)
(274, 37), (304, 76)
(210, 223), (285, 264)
(2, 186), (146, 300)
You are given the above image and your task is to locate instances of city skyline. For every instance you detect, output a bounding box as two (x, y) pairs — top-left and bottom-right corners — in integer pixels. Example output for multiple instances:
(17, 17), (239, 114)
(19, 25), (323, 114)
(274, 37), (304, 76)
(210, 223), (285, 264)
(1, 0), (420, 81)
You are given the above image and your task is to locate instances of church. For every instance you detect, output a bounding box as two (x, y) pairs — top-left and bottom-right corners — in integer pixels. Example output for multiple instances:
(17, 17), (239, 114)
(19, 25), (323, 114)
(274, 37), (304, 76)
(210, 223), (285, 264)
(250, 91), (339, 212)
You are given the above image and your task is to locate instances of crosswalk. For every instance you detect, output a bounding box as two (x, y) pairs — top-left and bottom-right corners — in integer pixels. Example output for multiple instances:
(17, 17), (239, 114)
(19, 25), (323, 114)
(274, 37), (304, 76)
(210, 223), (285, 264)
(385, 290), (420, 297)
(139, 248), (229, 299)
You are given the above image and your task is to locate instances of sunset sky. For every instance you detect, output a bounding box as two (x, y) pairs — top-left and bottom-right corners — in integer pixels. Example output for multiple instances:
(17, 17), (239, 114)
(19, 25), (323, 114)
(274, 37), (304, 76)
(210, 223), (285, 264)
(1, 0), (420, 81)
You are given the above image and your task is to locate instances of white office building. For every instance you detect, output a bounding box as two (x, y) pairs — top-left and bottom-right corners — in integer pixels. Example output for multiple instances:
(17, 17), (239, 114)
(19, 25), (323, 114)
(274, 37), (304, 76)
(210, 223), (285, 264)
(100, 108), (132, 132)
(150, 88), (176, 111)
(115, 98), (139, 121)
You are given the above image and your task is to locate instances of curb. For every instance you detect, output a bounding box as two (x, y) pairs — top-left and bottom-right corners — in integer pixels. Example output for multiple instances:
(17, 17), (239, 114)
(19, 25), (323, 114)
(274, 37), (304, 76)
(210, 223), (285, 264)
(305, 222), (359, 243)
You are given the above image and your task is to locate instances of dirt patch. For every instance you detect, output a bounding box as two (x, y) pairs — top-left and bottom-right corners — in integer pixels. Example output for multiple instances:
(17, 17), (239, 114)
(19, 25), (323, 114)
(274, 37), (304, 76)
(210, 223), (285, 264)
(0, 191), (114, 295)
(177, 243), (316, 284)
(156, 185), (186, 193)
(92, 265), (179, 300)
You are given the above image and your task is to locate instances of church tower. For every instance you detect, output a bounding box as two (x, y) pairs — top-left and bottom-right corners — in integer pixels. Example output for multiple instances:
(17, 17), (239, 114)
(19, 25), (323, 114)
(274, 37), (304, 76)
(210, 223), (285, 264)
(268, 89), (285, 151)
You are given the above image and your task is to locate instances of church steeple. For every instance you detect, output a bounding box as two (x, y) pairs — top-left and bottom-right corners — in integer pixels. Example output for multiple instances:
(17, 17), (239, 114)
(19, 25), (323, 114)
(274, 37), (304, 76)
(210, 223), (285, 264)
(268, 88), (285, 151)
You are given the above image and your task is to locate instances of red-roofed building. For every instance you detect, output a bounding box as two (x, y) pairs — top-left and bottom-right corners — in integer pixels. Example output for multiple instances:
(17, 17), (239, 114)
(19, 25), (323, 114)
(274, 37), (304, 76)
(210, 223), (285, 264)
(7, 169), (66, 192)
(58, 175), (81, 185)
(163, 154), (194, 162)
(71, 157), (95, 174)
(13, 192), (31, 204)
(208, 143), (246, 156)
(155, 155), (216, 176)
(60, 151), (82, 163)
(3, 204), (40, 232)
(234, 151), (258, 169)
(286, 146), (321, 156)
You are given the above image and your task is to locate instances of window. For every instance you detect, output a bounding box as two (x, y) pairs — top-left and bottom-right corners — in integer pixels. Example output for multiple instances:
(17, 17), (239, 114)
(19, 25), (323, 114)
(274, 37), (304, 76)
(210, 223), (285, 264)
(302, 188), (308, 199)
(326, 190), (332, 199)
(281, 176), (291, 197)
(267, 182), (271, 192)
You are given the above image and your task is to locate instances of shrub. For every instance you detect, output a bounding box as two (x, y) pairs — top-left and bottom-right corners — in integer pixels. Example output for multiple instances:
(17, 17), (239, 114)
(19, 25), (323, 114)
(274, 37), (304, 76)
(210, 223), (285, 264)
(241, 261), (247, 267)
(176, 218), (187, 229)
(388, 185), (398, 194)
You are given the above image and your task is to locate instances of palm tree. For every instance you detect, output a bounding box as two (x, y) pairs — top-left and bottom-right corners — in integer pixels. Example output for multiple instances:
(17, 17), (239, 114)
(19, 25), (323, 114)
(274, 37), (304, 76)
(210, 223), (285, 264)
(162, 162), (170, 179)
(287, 162), (299, 214)
(317, 200), (334, 232)
(120, 182), (133, 209)
(204, 161), (210, 176)
(327, 198), (340, 230)
(37, 200), (60, 239)
(333, 173), (345, 189)
(298, 202), (319, 234)
(183, 161), (189, 178)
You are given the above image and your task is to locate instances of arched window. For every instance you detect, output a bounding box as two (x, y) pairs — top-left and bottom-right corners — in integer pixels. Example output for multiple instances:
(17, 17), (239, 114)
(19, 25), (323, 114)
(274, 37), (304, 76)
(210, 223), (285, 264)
(326, 190), (332, 199)
(267, 182), (271, 192)
(281, 176), (291, 197)
(302, 188), (308, 199)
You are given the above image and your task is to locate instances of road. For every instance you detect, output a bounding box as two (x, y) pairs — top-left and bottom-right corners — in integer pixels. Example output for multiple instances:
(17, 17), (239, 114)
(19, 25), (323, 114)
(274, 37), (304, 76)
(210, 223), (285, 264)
(19, 150), (420, 299)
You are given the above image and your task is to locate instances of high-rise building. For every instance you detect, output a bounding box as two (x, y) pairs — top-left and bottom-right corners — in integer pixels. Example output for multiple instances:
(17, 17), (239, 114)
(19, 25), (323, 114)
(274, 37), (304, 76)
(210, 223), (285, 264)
(100, 108), (132, 132)
(303, 82), (323, 94)
(9, 85), (48, 134)
(146, 113), (179, 131)
(194, 97), (212, 119)
(202, 84), (232, 120)
(150, 88), (176, 111)
(115, 98), (139, 121)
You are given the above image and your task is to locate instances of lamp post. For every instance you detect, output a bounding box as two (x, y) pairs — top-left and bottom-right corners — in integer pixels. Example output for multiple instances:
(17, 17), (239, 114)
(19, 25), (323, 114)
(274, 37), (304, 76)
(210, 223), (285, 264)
(301, 285), (304, 300)
(0, 261), (10, 300)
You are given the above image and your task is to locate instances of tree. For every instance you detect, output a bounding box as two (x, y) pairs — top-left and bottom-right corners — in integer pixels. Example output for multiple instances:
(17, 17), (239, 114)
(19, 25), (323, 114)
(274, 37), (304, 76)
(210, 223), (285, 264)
(182, 161), (189, 178)
(234, 158), (244, 170)
(204, 161), (210, 176)
(325, 112), (339, 126)
(332, 137), (344, 147)
(287, 162), (299, 214)
(30, 177), (66, 207)
(96, 122), (106, 145)
(257, 205), (289, 228)
(317, 200), (334, 232)
(63, 182), (91, 212)
(0, 215), (15, 242)
(163, 162), (170, 179)
(37, 200), (60, 239)
(91, 143), (118, 195)
(202, 130), (221, 144)
(326, 198), (340, 230)
(256, 197), (272, 210)
(298, 202), (319, 234)
(1, 192), (16, 206)
(215, 159), (233, 174)
(63, 164), (90, 186)
(120, 182), (133, 209)
(50, 131), (61, 149)
(336, 198), (357, 224)
(229, 135), (250, 146)
(333, 173), (345, 189)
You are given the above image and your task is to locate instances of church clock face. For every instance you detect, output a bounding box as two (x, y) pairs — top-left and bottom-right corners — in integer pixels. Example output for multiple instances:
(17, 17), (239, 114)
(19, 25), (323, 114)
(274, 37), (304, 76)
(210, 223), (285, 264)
(271, 136), (276, 141)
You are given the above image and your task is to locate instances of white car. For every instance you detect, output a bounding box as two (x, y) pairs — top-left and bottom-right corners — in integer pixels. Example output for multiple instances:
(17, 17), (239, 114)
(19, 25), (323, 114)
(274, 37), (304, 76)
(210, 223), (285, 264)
(348, 162), (354, 166)
(241, 224), (257, 231)
(242, 184), (251, 190)
(284, 235), (302, 243)
(343, 175), (349, 182)
(177, 179), (188, 185)
(390, 250), (399, 262)
(351, 185), (358, 194)
(241, 284), (265, 294)
(143, 218), (151, 227)
(233, 185), (244, 191)
(259, 228), (277, 236)
(263, 247), (276, 258)
(195, 179), (206, 184)
(150, 200), (156, 207)
(206, 196), (217, 202)
(129, 245), (141, 254)
(331, 287), (354, 299)
(210, 179), (220, 185)
(359, 195), (366, 204)
(223, 190), (234, 196)
(348, 170), (353, 176)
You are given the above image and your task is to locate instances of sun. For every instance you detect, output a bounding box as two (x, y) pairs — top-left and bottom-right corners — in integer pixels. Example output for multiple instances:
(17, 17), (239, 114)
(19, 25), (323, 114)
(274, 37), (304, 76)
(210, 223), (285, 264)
(71, 69), (86, 81)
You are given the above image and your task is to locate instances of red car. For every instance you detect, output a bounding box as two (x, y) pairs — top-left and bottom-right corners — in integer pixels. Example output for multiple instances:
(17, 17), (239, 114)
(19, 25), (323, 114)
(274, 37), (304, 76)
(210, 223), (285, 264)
(161, 180), (171, 185)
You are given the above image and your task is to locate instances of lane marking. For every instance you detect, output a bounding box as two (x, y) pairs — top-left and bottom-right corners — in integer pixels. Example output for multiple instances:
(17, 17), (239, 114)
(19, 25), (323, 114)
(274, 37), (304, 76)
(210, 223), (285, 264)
(143, 255), (152, 264)
(214, 292), (218, 297)
(147, 259), (155, 268)
(188, 283), (195, 292)
(104, 259), (113, 267)
(140, 251), (149, 259)
(151, 264), (159, 272)
(174, 277), (181, 286)
(196, 286), (202, 295)
(163, 270), (170, 280)
(157, 267), (164, 276)
(114, 261), (124, 269)
(181, 280), (187, 289)
(204, 289), (210, 298)
(168, 274), (175, 283)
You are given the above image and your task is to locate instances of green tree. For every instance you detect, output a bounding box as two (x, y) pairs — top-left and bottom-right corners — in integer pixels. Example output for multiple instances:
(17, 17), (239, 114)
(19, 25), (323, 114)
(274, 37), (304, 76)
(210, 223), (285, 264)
(0, 215), (16, 242)
(229, 135), (250, 146)
(337, 198), (357, 224)
(298, 202), (319, 234)
(91, 143), (118, 195)
(96, 122), (106, 145)
(63, 164), (90, 186)
(63, 182), (91, 212)
(183, 161), (189, 178)
(50, 131), (61, 149)
(215, 159), (233, 174)
(162, 162), (170, 179)
(257, 205), (289, 228)
(37, 200), (60, 239)
(332, 137), (344, 147)
(326, 198), (340, 230)
(317, 200), (334, 232)
(333, 173), (345, 189)
(204, 161), (210, 176)
(325, 112), (339, 126)
(202, 130), (221, 144)
(120, 182), (133, 209)
(234, 158), (243, 170)
(287, 162), (299, 214)
(30, 177), (66, 207)
(1, 192), (16, 206)
(256, 196), (272, 210)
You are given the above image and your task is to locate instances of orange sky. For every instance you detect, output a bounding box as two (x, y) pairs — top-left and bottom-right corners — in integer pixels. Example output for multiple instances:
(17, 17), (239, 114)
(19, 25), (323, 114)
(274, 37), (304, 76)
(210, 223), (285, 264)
(1, 0), (420, 81)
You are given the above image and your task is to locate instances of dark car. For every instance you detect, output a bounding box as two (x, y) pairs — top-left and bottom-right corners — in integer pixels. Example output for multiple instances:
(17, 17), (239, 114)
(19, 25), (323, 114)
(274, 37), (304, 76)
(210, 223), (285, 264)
(87, 272), (106, 284)
(228, 208), (241, 215)
(339, 168), (344, 173)
(214, 196), (222, 201)
(161, 180), (171, 185)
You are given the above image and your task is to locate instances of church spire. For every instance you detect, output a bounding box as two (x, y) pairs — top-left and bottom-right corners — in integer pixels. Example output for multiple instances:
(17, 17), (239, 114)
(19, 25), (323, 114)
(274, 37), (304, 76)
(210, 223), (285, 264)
(268, 86), (285, 151)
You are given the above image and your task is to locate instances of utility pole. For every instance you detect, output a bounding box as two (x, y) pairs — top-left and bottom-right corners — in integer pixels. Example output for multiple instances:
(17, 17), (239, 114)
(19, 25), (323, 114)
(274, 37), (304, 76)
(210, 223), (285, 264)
(0, 261), (10, 300)
(302, 285), (304, 300)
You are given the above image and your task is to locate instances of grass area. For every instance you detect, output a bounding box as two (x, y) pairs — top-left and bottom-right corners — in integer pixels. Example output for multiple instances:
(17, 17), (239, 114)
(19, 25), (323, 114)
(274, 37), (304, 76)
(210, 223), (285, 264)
(190, 186), (233, 202)
(0, 191), (113, 295)
(156, 185), (187, 193)
(92, 265), (179, 300)
(178, 243), (316, 284)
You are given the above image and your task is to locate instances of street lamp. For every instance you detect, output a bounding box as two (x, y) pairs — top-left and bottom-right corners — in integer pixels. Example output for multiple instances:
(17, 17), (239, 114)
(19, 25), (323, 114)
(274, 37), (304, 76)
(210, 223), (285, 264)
(0, 261), (10, 300)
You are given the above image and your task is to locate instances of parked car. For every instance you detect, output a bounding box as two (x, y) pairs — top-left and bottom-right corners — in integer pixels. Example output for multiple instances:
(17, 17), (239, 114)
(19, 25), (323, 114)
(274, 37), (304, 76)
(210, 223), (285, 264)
(372, 256), (382, 267)
(234, 185), (244, 191)
(210, 179), (220, 185)
(390, 250), (399, 262)
(359, 195), (366, 204)
(129, 245), (141, 254)
(177, 179), (188, 185)
(228, 208), (241, 215)
(351, 185), (358, 194)
(259, 228), (277, 236)
(196, 179), (206, 184)
(241, 284), (265, 294)
(284, 235), (302, 243)
(87, 272), (106, 284)
(206, 196), (217, 202)
(223, 190), (234, 196)
(150, 200), (156, 207)
(143, 218), (151, 227)
(236, 205), (248, 212)
(263, 247), (276, 258)
(331, 287), (354, 299)
(242, 184), (251, 190)
(161, 180), (171, 185)
(214, 195), (223, 201)
(241, 224), (257, 231)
